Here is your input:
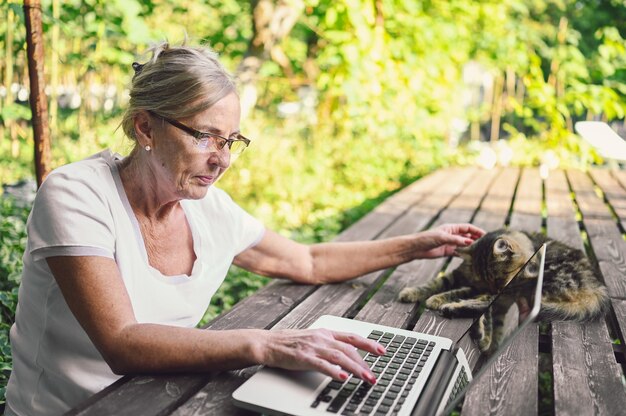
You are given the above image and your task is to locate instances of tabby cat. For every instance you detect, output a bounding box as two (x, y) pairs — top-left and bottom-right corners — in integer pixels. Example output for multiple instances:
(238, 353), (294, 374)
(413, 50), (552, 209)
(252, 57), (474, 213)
(398, 229), (609, 352)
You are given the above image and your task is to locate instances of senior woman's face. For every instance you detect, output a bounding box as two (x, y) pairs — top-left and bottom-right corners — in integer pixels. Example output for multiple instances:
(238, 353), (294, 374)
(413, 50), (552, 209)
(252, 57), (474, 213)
(150, 92), (240, 200)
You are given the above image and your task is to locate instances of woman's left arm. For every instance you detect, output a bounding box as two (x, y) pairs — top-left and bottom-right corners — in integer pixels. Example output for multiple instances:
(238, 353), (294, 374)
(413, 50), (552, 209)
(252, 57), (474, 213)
(233, 223), (485, 284)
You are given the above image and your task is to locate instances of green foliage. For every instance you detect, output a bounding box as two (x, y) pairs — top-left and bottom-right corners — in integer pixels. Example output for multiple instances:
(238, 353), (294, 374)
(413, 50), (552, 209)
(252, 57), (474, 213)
(199, 267), (270, 326)
(0, 197), (29, 403)
(538, 370), (554, 416)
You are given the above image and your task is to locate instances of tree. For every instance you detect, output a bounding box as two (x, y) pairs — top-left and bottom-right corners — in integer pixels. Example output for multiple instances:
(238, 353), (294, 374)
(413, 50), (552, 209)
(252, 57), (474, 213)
(237, 0), (305, 118)
(23, 0), (50, 187)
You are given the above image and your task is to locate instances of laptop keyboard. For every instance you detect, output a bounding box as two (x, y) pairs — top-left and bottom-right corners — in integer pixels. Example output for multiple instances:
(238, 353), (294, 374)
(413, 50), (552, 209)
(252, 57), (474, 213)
(447, 367), (469, 407)
(311, 330), (436, 415)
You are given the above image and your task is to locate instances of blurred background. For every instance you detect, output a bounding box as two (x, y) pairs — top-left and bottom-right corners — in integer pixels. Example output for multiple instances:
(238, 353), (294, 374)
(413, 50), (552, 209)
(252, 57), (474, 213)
(0, 0), (625, 403)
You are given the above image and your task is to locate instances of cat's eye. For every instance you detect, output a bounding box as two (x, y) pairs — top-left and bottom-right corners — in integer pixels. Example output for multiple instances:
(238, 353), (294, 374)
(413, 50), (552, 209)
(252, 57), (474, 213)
(494, 238), (510, 255)
(525, 263), (539, 278)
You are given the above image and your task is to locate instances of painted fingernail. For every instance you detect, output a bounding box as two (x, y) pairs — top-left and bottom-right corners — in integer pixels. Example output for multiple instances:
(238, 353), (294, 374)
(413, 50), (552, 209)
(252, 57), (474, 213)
(364, 371), (377, 384)
(377, 346), (386, 355)
(339, 371), (349, 381)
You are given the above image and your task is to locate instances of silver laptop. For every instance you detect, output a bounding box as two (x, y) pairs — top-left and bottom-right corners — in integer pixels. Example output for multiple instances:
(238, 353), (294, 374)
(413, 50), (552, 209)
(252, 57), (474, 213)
(233, 243), (546, 416)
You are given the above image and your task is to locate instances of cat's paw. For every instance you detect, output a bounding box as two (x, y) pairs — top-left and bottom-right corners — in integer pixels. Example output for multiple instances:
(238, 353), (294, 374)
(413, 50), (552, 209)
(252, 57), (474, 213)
(477, 336), (492, 353)
(434, 302), (459, 317)
(471, 316), (492, 352)
(425, 296), (446, 310)
(398, 287), (429, 303)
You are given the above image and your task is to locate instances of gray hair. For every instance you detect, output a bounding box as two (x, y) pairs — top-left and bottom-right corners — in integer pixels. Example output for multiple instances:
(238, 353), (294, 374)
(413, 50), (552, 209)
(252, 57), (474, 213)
(121, 41), (237, 142)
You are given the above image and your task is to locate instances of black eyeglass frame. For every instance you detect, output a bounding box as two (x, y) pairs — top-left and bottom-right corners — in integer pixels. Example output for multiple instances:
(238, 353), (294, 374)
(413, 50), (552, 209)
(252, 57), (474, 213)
(147, 110), (250, 154)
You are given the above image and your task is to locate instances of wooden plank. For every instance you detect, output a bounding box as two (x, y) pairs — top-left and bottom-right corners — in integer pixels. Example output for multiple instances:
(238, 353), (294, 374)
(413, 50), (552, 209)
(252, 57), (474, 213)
(546, 170), (626, 416)
(170, 375), (257, 416)
(567, 170), (626, 298)
(335, 168), (451, 242)
(567, 170), (612, 220)
(355, 168), (500, 329)
(613, 299), (626, 342)
(463, 167), (543, 416)
(471, 168), (520, 232)
(611, 169), (626, 193)
(66, 375), (212, 416)
(545, 169), (582, 244)
(590, 168), (626, 233)
(170, 168), (477, 415)
(509, 167), (543, 232)
(545, 170), (580, 247)
(66, 169), (451, 416)
(545, 170), (574, 217)
(583, 218), (626, 299)
(569, 170), (626, 407)
(461, 324), (539, 416)
(551, 321), (626, 415)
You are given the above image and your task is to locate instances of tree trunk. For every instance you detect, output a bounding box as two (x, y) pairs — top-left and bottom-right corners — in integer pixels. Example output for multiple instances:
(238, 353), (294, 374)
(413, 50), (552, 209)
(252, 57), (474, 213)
(24, 0), (51, 187)
(49, 0), (60, 137)
(237, 0), (304, 119)
(4, 7), (15, 109)
(490, 72), (504, 142)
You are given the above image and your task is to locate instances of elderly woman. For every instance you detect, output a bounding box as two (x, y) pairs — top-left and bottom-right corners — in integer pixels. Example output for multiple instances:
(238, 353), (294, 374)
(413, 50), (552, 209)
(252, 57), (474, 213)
(5, 43), (484, 416)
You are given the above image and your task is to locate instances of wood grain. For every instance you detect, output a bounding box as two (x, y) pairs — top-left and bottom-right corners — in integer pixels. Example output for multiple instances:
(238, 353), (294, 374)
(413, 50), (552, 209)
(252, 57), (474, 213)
(462, 324), (539, 416)
(551, 321), (626, 415)
(463, 167), (543, 416)
(471, 167), (520, 232)
(567, 170), (626, 298)
(546, 170), (626, 416)
(589, 169), (626, 231)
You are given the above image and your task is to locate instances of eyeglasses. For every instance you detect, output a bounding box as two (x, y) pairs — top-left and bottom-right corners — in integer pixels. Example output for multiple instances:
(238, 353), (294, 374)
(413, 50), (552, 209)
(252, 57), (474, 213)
(148, 110), (250, 155)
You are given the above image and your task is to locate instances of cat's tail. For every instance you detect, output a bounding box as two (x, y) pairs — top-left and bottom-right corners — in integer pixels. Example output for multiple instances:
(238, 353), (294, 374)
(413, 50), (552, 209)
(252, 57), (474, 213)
(539, 286), (610, 322)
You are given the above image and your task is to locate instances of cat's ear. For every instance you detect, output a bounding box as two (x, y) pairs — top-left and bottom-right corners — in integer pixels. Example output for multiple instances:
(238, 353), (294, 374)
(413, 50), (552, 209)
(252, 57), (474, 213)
(493, 238), (512, 256)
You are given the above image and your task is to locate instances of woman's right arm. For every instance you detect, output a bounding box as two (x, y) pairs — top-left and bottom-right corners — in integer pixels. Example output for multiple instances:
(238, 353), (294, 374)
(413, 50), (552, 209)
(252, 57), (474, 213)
(46, 255), (380, 383)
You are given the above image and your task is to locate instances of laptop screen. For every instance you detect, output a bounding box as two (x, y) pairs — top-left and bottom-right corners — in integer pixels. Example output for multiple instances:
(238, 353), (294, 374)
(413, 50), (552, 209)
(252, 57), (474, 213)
(440, 243), (546, 415)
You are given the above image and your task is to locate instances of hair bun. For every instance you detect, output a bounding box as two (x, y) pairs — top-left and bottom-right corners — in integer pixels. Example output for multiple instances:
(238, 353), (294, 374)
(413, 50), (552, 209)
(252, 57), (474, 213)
(132, 62), (145, 75)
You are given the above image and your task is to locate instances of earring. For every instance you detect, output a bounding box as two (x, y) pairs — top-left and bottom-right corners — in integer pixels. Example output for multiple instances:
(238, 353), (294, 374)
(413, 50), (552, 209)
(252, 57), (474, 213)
(144, 145), (151, 151)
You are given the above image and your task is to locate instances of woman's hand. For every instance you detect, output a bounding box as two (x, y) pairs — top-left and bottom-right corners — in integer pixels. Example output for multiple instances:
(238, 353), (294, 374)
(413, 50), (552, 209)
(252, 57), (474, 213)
(414, 223), (485, 259)
(257, 328), (385, 384)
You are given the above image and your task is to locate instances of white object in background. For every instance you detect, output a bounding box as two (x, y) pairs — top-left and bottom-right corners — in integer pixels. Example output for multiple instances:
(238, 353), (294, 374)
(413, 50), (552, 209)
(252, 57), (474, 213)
(574, 121), (626, 162)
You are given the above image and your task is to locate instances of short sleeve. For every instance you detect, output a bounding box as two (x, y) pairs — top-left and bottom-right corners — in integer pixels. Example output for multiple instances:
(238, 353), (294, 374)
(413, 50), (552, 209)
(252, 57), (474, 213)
(195, 188), (265, 256)
(224, 198), (266, 254)
(28, 168), (116, 261)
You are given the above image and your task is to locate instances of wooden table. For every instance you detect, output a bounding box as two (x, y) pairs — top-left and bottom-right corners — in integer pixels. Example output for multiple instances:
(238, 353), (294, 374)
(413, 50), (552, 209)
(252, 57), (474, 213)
(67, 167), (626, 416)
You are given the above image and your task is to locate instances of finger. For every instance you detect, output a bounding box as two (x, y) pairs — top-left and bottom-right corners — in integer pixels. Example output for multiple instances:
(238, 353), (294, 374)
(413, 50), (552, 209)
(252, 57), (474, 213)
(330, 338), (375, 375)
(464, 224), (486, 238)
(333, 331), (386, 356)
(317, 347), (377, 384)
(441, 234), (474, 247)
(304, 355), (351, 382)
(332, 332), (383, 382)
(453, 223), (485, 238)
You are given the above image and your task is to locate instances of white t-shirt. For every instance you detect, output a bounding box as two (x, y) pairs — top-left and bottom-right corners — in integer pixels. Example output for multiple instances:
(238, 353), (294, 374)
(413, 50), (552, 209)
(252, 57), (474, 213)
(5, 150), (265, 416)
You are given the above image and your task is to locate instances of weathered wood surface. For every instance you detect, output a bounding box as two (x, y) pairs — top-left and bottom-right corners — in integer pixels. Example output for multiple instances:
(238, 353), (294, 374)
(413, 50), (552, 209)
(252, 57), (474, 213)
(547, 170), (626, 416)
(462, 168), (542, 416)
(67, 167), (626, 416)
